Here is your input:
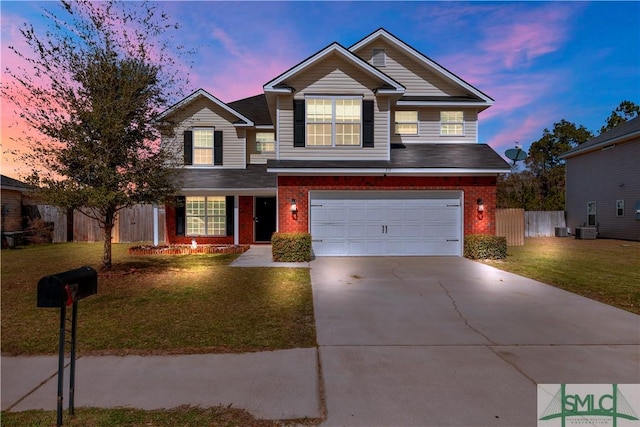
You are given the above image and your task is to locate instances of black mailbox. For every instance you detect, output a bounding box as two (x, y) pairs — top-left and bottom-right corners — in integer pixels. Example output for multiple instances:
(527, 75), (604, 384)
(37, 266), (98, 308)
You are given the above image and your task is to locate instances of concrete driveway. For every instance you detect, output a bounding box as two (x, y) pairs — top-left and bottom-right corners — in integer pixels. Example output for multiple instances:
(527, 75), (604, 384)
(311, 256), (640, 426)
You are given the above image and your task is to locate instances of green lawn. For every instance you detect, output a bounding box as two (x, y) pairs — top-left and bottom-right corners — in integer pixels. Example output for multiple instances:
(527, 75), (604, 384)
(1, 243), (316, 355)
(482, 237), (640, 314)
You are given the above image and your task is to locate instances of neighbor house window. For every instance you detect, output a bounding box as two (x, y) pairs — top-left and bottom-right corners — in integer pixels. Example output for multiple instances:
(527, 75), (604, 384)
(256, 132), (275, 153)
(587, 202), (597, 226)
(307, 97), (361, 147)
(395, 111), (418, 135)
(616, 200), (624, 217)
(440, 111), (464, 136)
(193, 128), (214, 165)
(186, 196), (226, 236)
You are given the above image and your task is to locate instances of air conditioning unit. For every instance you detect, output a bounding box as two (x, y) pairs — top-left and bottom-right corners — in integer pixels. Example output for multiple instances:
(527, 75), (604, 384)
(555, 227), (570, 237)
(575, 227), (597, 239)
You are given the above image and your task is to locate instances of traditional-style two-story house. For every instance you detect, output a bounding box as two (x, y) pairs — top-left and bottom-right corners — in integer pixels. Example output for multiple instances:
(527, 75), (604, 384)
(158, 28), (510, 256)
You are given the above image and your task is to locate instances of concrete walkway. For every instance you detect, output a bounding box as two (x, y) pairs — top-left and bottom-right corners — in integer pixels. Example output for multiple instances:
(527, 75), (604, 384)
(2, 252), (639, 426)
(229, 244), (310, 268)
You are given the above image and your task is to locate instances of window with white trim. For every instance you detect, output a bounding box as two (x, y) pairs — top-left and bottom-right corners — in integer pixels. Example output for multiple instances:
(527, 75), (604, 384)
(587, 201), (597, 226)
(307, 97), (361, 147)
(395, 111), (418, 135)
(256, 132), (275, 153)
(193, 128), (214, 165)
(440, 111), (464, 136)
(186, 196), (226, 236)
(616, 200), (624, 217)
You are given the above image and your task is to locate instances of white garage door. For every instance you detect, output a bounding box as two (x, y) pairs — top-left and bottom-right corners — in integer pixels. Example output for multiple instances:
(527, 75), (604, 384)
(310, 191), (462, 256)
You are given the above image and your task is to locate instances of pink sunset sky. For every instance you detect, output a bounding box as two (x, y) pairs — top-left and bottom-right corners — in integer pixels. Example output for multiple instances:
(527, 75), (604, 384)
(1, 1), (639, 179)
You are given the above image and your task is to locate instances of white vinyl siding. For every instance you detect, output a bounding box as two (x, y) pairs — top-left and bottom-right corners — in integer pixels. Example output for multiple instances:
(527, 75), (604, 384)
(161, 97), (246, 168)
(186, 196), (226, 236)
(353, 39), (468, 97)
(390, 109), (477, 144)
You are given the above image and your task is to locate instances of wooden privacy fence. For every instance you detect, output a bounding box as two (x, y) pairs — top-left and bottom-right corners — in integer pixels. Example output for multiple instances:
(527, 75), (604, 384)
(496, 208), (525, 246)
(496, 209), (567, 245)
(525, 211), (566, 237)
(38, 204), (166, 243)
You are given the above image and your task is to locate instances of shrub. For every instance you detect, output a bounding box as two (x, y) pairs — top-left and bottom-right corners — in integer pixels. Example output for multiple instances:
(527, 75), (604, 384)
(464, 234), (507, 260)
(272, 232), (312, 262)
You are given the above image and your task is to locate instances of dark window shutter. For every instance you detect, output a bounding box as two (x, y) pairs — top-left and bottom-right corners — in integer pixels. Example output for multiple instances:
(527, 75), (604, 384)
(175, 196), (186, 236)
(225, 196), (234, 237)
(363, 100), (374, 147)
(184, 131), (193, 165)
(214, 131), (223, 165)
(293, 99), (305, 147)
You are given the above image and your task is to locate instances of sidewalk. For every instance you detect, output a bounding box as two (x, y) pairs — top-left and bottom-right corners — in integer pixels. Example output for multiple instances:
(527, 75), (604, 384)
(1, 349), (322, 420)
(229, 245), (310, 268)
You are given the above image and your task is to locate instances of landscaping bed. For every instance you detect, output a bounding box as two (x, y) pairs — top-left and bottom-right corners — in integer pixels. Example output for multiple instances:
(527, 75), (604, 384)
(128, 244), (249, 255)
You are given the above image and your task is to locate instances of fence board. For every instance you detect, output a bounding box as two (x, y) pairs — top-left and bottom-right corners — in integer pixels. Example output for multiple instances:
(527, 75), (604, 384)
(496, 208), (525, 246)
(525, 211), (566, 237)
(37, 205), (67, 243)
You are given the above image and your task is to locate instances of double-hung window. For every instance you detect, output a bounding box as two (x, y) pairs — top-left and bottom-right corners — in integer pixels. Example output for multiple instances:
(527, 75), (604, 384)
(616, 200), (624, 217)
(395, 111), (418, 135)
(307, 97), (361, 147)
(193, 128), (214, 165)
(440, 111), (464, 136)
(186, 196), (226, 236)
(256, 132), (275, 153)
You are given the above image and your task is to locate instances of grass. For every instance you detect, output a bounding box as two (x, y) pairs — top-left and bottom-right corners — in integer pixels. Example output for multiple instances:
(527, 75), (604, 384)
(1, 243), (316, 355)
(0, 406), (321, 426)
(481, 237), (640, 314)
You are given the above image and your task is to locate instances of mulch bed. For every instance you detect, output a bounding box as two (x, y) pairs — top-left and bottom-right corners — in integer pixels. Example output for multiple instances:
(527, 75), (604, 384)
(128, 244), (250, 256)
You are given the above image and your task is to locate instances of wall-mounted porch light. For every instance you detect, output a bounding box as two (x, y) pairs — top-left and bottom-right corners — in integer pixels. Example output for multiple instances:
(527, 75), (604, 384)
(290, 198), (298, 220)
(477, 198), (484, 220)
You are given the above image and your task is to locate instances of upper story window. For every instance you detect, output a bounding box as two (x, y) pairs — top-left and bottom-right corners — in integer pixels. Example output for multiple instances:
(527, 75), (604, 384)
(395, 111), (418, 135)
(307, 97), (361, 147)
(193, 128), (214, 164)
(186, 196), (226, 236)
(372, 49), (386, 66)
(440, 111), (464, 136)
(256, 132), (275, 153)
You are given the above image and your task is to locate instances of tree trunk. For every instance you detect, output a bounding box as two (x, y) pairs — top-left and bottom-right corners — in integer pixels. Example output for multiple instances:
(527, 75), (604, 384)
(102, 208), (116, 270)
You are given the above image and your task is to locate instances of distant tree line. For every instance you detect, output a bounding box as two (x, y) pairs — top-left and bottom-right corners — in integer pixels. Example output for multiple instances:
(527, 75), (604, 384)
(497, 100), (639, 211)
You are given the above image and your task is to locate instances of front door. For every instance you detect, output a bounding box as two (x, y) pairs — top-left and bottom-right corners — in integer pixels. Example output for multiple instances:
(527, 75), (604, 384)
(255, 197), (276, 242)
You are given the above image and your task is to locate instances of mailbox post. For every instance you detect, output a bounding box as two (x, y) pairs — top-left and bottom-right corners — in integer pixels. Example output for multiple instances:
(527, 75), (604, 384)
(37, 266), (97, 427)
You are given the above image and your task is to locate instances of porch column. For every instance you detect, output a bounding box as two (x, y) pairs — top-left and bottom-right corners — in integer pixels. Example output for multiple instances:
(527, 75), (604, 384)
(234, 195), (239, 245)
(152, 204), (159, 246)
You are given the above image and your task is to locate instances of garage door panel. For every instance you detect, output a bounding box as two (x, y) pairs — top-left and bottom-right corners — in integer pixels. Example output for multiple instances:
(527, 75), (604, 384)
(310, 192), (462, 256)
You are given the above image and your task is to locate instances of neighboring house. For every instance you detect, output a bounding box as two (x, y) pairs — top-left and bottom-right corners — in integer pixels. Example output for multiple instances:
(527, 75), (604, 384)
(1, 174), (31, 233)
(562, 116), (640, 241)
(158, 28), (510, 256)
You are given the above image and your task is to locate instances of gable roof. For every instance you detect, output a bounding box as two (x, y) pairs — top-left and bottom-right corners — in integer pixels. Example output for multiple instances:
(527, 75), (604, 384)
(263, 42), (405, 94)
(228, 94), (273, 127)
(157, 89), (254, 127)
(350, 28), (494, 106)
(562, 116), (640, 158)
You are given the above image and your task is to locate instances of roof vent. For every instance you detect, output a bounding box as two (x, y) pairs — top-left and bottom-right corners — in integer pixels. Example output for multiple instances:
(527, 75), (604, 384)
(372, 49), (386, 66)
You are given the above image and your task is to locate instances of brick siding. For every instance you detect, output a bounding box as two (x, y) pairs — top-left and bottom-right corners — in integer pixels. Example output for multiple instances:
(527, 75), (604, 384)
(277, 175), (497, 236)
